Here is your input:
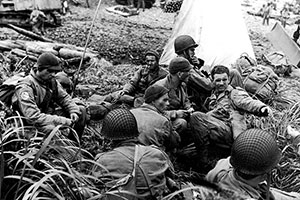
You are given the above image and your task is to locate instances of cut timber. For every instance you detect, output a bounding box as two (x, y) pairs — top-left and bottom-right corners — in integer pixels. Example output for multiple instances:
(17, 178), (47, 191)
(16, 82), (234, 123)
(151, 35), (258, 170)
(0, 39), (98, 60)
(11, 49), (38, 61)
(0, 40), (23, 51)
(267, 22), (300, 66)
(6, 24), (53, 43)
(58, 48), (96, 59)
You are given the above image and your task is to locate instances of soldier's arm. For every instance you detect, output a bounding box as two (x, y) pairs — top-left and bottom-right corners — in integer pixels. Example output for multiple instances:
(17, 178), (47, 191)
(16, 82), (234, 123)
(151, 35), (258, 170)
(231, 87), (267, 115)
(15, 85), (72, 127)
(122, 68), (143, 95)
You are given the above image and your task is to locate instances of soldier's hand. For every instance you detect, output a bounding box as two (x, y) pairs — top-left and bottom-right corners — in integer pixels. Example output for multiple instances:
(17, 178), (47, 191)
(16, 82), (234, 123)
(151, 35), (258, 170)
(112, 90), (126, 103)
(190, 56), (200, 67)
(65, 118), (73, 126)
(187, 107), (194, 113)
(70, 113), (79, 123)
(260, 106), (273, 117)
(176, 110), (189, 118)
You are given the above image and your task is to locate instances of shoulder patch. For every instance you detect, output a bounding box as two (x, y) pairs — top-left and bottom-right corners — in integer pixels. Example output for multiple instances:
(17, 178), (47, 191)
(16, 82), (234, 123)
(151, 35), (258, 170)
(20, 92), (30, 100)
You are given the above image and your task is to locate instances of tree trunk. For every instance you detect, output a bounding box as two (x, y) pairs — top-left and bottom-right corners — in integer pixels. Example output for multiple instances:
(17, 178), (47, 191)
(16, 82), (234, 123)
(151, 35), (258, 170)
(6, 24), (53, 43)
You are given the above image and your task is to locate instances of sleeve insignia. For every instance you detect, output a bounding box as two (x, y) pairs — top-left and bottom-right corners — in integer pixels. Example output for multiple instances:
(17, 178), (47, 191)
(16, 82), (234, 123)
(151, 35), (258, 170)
(20, 92), (30, 100)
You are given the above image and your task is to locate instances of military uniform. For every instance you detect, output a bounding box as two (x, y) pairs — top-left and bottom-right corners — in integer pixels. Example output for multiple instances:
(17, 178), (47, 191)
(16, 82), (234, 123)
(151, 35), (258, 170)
(30, 9), (46, 35)
(94, 142), (174, 199)
(123, 66), (168, 97)
(207, 157), (300, 200)
(190, 85), (267, 146)
(104, 66), (168, 107)
(155, 75), (192, 134)
(131, 103), (180, 151)
(13, 69), (81, 134)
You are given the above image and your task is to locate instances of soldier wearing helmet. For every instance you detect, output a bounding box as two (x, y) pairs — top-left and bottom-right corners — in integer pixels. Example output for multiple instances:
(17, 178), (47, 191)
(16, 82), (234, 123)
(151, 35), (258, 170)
(174, 35), (213, 112)
(103, 50), (168, 107)
(154, 57), (194, 140)
(174, 35), (244, 111)
(190, 65), (272, 172)
(206, 129), (300, 200)
(93, 108), (177, 198)
(13, 52), (86, 141)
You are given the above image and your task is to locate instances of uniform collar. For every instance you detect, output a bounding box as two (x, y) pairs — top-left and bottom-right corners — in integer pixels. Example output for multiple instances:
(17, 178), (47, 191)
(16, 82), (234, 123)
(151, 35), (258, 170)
(213, 85), (234, 96)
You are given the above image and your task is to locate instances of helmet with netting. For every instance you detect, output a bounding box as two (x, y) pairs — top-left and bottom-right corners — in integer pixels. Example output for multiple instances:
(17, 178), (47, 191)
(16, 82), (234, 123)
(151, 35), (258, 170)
(230, 129), (281, 176)
(174, 35), (198, 54)
(101, 108), (139, 140)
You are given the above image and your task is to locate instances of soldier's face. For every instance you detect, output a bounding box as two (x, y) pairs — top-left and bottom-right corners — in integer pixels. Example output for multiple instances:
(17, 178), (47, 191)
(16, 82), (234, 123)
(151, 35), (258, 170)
(38, 68), (59, 82)
(213, 73), (229, 93)
(145, 55), (158, 71)
(178, 70), (190, 83)
(187, 47), (196, 58)
(153, 93), (169, 112)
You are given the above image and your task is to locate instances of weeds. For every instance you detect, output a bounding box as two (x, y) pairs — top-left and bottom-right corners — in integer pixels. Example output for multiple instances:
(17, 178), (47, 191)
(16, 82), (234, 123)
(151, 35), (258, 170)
(0, 115), (106, 199)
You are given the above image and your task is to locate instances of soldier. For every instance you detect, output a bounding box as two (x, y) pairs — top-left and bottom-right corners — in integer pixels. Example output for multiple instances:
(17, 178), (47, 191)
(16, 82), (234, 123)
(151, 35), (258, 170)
(154, 57), (194, 138)
(189, 65), (272, 171)
(105, 50), (168, 107)
(174, 35), (243, 112)
(30, 8), (47, 35)
(93, 108), (177, 199)
(174, 35), (213, 111)
(206, 129), (300, 200)
(13, 53), (87, 141)
(131, 84), (180, 152)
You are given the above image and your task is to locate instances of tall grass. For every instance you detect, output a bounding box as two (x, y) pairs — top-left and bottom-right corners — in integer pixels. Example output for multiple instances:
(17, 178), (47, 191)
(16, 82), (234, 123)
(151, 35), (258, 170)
(1, 100), (300, 199)
(0, 115), (107, 199)
(246, 100), (300, 193)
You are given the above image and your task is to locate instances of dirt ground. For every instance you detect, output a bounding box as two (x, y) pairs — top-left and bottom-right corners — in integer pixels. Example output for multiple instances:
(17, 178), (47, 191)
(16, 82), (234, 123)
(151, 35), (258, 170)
(0, 0), (300, 100)
(1, 0), (300, 192)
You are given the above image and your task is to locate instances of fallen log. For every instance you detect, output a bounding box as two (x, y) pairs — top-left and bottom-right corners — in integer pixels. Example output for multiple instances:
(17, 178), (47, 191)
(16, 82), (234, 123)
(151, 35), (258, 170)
(58, 48), (96, 59)
(6, 24), (53, 43)
(11, 49), (38, 61)
(0, 39), (98, 60)
(0, 40), (24, 51)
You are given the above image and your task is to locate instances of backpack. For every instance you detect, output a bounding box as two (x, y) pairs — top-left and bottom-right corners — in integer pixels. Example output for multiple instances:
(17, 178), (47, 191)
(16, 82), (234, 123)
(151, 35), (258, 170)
(0, 73), (25, 117)
(232, 52), (257, 77)
(243, 65), (279, 102)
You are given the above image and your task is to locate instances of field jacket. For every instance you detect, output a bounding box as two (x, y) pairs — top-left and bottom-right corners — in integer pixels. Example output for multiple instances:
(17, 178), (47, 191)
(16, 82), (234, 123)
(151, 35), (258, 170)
(131, 103), (179, 150)
(13, 69), (80, 131)
(94, 141), (174, 199)
(123, 66), (168, 97)
(155, 75), (192, 120)
(206, 157), (300, 200)
(205, 85), (266, 138)
(188, 68), (213, 92)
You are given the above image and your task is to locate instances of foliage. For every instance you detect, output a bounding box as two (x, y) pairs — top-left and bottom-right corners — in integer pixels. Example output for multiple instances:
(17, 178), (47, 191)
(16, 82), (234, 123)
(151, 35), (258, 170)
(245, 100), (300, 193)
(0, 114), (107, 199)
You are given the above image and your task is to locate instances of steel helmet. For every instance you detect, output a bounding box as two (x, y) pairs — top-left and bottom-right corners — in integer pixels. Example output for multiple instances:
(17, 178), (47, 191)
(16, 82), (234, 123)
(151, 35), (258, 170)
(101, 108), (139, 140)
(230, 129), (281, 176)
(174, 35), (199, 54)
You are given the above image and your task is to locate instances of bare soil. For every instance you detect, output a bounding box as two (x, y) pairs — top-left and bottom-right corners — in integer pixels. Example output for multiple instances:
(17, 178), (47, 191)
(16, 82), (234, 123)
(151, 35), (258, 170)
(0, 0), (300, 104)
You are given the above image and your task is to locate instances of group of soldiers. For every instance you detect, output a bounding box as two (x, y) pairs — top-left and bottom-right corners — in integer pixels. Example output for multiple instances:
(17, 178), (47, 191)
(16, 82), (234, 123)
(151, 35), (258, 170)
(10, 35), (300, 199)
